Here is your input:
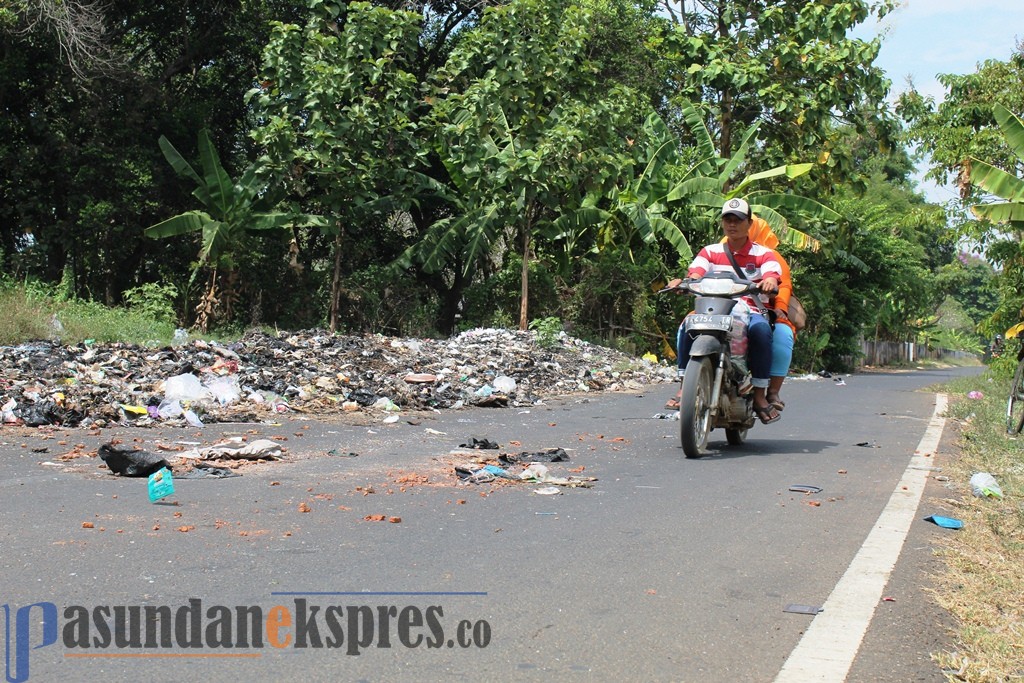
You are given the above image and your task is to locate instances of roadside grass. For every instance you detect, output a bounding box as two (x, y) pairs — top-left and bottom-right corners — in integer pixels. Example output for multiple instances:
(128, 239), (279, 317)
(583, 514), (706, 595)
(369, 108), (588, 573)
(0, 281), (176, 346)
(932, 367), (1024, 681)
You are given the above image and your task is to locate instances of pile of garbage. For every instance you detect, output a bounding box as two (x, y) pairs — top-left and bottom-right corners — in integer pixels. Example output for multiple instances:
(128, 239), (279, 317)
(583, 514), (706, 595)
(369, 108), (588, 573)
(0, 328), (676, 428)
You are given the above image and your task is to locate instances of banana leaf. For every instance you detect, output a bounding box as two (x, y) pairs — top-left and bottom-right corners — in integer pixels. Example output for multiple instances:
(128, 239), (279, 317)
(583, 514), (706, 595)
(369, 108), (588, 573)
(197, 130), (235, 215)
(666, 177), (721, 202)
(719, 123), (760, 184)
(751, 205), (822, 252)
(969, 157), (1024, 202)
(753, 193), (841, 222)
(994, 103), (1024, 161)
(970, 201), (1024, 225)
(680, 100), (717, 176)
(144, 212), (211, 239)
(732, 163), (814, 194)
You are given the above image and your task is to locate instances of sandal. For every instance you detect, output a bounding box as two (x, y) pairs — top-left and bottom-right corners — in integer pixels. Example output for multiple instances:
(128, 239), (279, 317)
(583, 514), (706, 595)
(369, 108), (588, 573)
(766, 395), (785, 411)
(754, 404), (782, 425)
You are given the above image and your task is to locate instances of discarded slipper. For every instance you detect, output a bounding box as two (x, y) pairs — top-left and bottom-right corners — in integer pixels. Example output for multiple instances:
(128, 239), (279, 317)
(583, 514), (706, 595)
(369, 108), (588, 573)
(754, 405), (781, 425)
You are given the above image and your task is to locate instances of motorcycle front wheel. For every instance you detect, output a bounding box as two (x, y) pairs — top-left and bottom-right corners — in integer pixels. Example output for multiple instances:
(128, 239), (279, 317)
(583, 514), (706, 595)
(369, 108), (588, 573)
(725, 426), (748, 445)
(680, 357), (714, 458)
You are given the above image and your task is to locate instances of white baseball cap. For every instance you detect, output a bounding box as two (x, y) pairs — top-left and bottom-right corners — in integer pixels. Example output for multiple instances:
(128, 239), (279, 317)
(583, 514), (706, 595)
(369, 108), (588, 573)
(721, 198), (750, 219)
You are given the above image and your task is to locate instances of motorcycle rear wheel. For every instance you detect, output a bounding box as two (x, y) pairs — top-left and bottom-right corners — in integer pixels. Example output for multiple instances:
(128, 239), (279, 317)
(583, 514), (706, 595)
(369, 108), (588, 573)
(680, 357), (713, 458)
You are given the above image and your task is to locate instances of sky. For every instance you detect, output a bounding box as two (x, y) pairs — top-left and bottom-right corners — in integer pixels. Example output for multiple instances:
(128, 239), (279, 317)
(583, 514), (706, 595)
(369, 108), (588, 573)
(855, 0), (1024, 203)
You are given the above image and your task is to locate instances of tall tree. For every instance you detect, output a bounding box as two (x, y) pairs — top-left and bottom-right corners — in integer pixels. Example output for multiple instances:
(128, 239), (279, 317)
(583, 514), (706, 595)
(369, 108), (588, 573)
(656, 0), (896, 174)
(250, 1), (428, 332)
(408, 0), (651, 330)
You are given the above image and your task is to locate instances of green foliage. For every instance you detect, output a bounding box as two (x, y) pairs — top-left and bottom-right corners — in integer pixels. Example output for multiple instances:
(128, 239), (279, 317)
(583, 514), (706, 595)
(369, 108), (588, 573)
(563, 245), (663, 353)
(122, 282), (179, 326)
(460, 254), (559, 328)
(659, 0), (897, 179)
(250, 1), (428, 330)
(406, 0), (649, 328)
(529, 317), (563, 349)
(899, 52), (1024, 191)
(333, 264), (438, 337)
(146, 129), (325, 270)
(664, 100), (836, 252)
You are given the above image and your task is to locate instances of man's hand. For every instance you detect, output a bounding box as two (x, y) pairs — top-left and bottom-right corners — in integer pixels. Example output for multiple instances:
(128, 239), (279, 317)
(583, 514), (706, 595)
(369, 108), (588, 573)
(759, 277), (779, 293)
(666, 278), (683, 289)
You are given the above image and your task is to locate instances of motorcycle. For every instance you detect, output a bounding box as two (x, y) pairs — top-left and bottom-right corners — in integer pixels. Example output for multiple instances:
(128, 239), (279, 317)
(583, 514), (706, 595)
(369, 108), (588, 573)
(664, 271), (763, 458)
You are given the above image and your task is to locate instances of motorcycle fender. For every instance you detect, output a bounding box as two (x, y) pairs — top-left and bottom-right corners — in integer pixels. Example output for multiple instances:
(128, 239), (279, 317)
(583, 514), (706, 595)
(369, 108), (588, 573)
(689, 336), (723, 357)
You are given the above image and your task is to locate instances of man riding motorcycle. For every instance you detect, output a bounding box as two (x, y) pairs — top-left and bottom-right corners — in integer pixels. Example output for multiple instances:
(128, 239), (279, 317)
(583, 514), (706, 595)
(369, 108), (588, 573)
(668, 198), (782, 424)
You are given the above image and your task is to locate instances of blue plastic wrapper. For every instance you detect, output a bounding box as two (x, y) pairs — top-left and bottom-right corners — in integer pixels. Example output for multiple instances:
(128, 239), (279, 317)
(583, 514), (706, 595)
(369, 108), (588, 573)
(148, 467), (175, 502)
(924, 514), (962, 529)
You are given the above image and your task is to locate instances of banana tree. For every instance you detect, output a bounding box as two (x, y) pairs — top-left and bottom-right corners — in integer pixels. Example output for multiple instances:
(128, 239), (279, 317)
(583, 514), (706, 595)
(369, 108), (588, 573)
(967, 103), (1024, 331)
(543, 112), (695, 274)
(969, 103), (1024, 229)
(145, 129), (325, 331)
(665, 100), (837, 251)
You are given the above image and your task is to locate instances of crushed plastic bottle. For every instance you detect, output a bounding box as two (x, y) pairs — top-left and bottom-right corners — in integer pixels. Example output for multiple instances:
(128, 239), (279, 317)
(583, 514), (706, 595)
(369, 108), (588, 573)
(173, 328), (189, 345)
(969, 472), (1003, 499)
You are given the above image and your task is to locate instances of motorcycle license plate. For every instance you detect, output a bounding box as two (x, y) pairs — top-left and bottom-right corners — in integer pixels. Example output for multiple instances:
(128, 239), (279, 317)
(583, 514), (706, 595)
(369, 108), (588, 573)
(686, 314), (732, 332)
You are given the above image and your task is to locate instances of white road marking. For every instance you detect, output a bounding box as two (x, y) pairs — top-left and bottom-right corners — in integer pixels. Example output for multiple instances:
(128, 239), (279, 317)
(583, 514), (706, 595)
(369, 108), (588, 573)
(774, 394), (948, 682)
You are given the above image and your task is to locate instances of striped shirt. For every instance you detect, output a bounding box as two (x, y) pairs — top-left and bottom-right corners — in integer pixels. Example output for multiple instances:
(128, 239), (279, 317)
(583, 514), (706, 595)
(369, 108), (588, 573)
(687, 239), (782, 309)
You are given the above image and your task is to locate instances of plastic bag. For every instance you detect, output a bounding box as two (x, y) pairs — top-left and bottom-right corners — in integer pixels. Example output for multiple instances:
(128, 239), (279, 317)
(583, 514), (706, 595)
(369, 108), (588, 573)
(163, 373), (209, 402)
(729, 301), (751, 356)
(205, 375), (241, 406)
(970, 472), (1003, 499)
(148, 467), (175, 502)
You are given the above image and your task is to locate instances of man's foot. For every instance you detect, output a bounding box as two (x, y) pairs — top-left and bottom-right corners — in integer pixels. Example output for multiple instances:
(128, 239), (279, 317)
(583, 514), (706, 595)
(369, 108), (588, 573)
(766, 393), (785, 411)
(753, 404), (782, 424)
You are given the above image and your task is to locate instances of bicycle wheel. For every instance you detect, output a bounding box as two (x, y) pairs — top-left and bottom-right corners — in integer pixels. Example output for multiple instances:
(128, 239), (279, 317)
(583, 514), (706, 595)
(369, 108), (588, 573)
(1008, 359), (1024, 435)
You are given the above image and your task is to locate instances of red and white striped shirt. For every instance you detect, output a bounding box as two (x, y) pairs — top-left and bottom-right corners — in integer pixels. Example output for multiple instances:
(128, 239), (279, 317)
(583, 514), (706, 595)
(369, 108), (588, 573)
(687, 239), (781, 309)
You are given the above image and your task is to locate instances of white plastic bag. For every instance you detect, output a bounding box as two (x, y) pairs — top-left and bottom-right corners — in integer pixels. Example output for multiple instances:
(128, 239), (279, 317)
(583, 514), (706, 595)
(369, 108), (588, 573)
(205, 375), (241, 406)
(163, 373), (209, 402)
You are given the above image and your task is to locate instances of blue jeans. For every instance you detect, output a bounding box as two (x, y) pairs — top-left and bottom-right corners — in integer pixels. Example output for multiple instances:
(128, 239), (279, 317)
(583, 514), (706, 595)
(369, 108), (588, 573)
(771, 322), (794, 378)
(678, 313), (774, 388)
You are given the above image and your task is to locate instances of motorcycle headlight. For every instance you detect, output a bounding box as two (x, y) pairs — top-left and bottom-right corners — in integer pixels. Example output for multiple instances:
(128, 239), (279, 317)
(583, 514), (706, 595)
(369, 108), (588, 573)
(689, 279), (749, 296)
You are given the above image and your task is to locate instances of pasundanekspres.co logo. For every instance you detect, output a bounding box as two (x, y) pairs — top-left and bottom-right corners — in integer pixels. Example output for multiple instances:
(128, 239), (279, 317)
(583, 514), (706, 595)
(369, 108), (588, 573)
(4, 592), (490, 682)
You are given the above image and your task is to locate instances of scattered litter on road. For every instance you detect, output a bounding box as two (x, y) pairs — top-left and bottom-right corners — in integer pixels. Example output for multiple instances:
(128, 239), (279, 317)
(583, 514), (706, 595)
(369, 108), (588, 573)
(788, 485), (823, 494)
(534, 487), (561, 495)
(855, 441), (880, 448)
(969, 472), (1003, 499)
(177, 438), (283, 461)
(499, 448), (570, 464)
(147, 467), (175, 502)
(459, 437), (500, 449)
(925, 515), (963, 529)
(99, 443), (169, 477)
(783, 604), (823, 615)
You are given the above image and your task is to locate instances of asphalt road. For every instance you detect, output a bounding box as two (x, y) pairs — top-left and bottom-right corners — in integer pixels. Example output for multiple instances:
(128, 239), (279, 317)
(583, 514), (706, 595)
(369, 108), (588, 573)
(0, 364), (981, 682)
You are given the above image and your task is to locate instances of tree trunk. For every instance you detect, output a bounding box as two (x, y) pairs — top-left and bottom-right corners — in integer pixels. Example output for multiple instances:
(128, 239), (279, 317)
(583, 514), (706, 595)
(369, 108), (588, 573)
(717, 3), (733, 161)
(329, 228), (343, 333)
(519, 220), (531, 331)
